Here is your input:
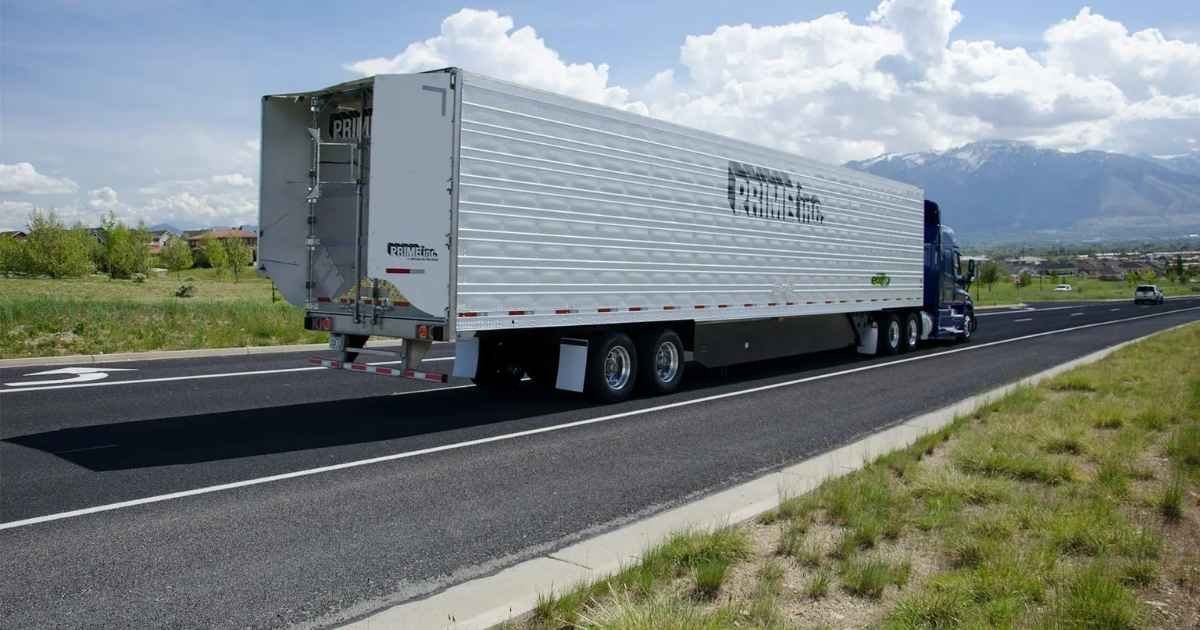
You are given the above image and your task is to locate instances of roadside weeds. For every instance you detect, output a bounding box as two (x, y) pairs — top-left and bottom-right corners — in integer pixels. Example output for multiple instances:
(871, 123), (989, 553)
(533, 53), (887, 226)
(512, 323), (1200, 629)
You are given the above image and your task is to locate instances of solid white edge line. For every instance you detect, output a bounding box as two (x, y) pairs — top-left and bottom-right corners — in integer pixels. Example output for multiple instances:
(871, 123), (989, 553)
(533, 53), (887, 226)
(1013, 318), (1033, 322)
(2, 303), (1198, 532)
(0, 356), (457, 394)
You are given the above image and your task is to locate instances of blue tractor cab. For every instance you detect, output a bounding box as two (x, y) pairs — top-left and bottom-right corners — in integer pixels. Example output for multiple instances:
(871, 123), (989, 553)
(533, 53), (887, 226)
(923, 200), (976, 340)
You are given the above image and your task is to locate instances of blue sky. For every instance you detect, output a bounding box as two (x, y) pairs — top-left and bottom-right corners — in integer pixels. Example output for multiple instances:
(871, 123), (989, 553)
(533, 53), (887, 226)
(2, 1), (1198, 229)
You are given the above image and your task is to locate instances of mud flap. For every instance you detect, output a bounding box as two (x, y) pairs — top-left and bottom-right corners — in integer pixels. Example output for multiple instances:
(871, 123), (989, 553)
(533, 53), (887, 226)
(555, 338), (588, 392)
(452, 337), (479, 379)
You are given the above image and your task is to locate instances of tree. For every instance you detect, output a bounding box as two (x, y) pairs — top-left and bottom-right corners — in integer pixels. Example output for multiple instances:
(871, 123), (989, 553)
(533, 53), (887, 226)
(1014, 271), (1032, 294)
(1170, 255), (1186, 284)
(0, 234), (27, 274)
(223, 237), (252, 282)
(977, 261), (1001, 294)
(24, 210), (92, 278)
(201, 235), (228, 276)
(160, 237), (193, 278)
(100, 214), (150, 279)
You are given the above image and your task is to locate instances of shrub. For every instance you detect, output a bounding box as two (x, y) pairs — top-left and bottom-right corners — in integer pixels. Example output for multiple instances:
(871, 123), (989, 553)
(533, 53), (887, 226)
(224, 237), (253, 282)
(160, 237), (193, 277)
(23, 210), (93, 277)
(174, 284), (196, 298)
(0, 233), (28, 274)
(99, 214), (150, 279)
(201, 235), (228, 275)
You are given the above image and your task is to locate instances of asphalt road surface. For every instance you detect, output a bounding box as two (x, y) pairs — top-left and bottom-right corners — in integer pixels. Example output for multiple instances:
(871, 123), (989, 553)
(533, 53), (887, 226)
(2, 297), (1199, 628)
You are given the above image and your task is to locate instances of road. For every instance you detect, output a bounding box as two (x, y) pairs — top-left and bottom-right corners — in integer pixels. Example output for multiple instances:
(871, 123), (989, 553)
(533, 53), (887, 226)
(2, 297), (1198, 628)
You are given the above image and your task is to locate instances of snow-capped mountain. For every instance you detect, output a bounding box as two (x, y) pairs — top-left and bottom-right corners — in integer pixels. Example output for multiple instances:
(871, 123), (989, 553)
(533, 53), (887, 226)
(846, 141), (1200, 242)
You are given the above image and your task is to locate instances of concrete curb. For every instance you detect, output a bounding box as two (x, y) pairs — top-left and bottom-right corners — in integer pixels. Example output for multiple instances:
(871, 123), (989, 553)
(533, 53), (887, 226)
(342, 320), (1197, 630)
(0, 340), (406, 369)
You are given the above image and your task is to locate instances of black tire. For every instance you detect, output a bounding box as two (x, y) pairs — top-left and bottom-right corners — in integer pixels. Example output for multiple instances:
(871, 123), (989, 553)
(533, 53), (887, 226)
(878, 313), (902, 355)
(341, 334), (369, 363)
(637, 329), (685, 395)
(902, 312), (921, 352)
(472, 336), (525, 389)
(586, 332), (638, 403)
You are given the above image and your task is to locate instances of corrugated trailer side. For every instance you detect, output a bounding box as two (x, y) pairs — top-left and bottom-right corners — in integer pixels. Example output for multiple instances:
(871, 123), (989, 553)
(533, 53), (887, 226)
(453, 71), (925, 333)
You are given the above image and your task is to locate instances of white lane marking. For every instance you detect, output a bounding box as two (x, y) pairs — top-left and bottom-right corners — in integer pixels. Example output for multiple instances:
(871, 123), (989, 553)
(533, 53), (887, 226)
(4, 367), (136, 387)
(976, 297), (1199, 318)
(1014, 318), (1033, 323)
(1110, 308), (1120, 312)
(1070, 312), (1084, 317)
(3, 304), (1198, 532)
(0, 356), (454, 394)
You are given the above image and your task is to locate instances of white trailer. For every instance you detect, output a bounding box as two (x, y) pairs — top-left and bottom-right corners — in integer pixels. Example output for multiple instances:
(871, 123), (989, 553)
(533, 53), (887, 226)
(260, 68), (974, 401)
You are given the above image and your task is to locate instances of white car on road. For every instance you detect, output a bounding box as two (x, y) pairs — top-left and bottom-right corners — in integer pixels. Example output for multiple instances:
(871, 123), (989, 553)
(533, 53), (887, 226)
(1054, 284), (1073, 292)
(1134, 285), (1165, 305)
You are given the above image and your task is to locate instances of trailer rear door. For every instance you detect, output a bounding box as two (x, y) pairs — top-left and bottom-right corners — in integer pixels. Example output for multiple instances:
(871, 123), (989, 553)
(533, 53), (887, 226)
(366, 72), (457, 323)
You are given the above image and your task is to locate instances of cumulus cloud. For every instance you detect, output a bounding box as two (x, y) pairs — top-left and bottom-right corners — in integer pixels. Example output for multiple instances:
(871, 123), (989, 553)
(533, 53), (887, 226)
(87, 186), (122, 212)
(345, 3), (1200, 162)
(345, 8), (634, 108)
(0, 162), (79, 194)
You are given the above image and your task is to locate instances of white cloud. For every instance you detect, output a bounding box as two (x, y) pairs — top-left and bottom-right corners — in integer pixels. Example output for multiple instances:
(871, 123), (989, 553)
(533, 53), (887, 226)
(346, 3), (1200, 162)
(87, 186), (122, 212)
(209, 173), (255, 188)
(345, 8), (634, 109)
(0, 162), (79, 194)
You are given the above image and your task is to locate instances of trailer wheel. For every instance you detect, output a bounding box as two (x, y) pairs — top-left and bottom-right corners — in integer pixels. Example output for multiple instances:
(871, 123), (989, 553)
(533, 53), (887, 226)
(637, 329), (685, 395)
(878, 314), (902, 355)
(586, 332), (638, 403)
(341, 334), (369, 363)
(473, 337), (525, 389)
(903, 312), (920, 351)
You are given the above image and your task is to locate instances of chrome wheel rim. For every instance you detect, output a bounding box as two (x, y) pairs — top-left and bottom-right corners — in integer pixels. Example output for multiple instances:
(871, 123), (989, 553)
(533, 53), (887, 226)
(907, 319), (919, 347)
(604, 345), (633, 391)
(654, 340), (680, 384)
(888, 320), (901, 349)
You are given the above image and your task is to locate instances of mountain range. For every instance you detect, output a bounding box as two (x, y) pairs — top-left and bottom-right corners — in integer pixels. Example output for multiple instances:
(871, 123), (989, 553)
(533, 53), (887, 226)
(844, 141), (1200, 244)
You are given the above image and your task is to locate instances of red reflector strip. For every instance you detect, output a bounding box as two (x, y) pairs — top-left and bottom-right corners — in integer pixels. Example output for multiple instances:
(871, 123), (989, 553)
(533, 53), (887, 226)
(628, 306), (643, 311)
(459, 312), (481, 318)
(309, 357), (449, 383)
(598, 307), (615, 313)
(316, 297), (331, 303)
(403, 368), (450, 383)
(744, 303), (754, 307)
(663, 305), (677, 310)
(555, 308), (573, 315)
(718, 304), (730, 308)
(508, 310), (528, 316)
(384, 268), (426, 274)
(825, 300), (834, 304)
(694, 305), (706, 309)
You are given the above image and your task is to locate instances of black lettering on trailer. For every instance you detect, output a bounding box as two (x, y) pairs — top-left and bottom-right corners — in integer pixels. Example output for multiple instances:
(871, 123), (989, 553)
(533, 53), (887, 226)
(727, 160), (824, 224)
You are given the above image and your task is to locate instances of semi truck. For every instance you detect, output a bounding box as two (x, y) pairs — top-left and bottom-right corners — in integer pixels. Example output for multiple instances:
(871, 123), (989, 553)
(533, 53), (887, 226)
(259, 68), (976, 402)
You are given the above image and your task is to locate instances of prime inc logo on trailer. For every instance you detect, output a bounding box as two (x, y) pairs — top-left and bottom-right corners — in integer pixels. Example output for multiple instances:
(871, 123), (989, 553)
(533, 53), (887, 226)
(387, 242), (439, 261)
(727, 161), (824, 224)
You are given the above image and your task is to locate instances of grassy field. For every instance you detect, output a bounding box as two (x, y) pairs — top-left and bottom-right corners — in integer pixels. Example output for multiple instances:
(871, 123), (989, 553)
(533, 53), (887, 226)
(971, 276), (1197, 307)
(0, 268), (327, 358)
(520, 323), (1200, 629)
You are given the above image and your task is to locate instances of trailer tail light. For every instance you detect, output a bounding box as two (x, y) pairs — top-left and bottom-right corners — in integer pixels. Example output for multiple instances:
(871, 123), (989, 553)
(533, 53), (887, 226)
(417, 324), (429, 339)
(305, 315), (334, 331)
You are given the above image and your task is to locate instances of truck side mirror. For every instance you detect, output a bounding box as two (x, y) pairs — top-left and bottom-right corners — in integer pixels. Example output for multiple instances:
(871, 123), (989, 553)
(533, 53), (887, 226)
(967, 259), (977, 281)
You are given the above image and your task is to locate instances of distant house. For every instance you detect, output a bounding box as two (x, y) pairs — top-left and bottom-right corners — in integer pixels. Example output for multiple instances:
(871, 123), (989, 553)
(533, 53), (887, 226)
(147, 230), (174, 255)
(186, 228), (258, 261)
(0, 230), (27, 240)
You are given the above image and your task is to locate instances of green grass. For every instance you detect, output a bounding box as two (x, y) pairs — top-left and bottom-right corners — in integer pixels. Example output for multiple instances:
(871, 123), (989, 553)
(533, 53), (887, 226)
(520, 323), (1200, 630)
(969, 276), (1195, 307)
(0, 269), (328, 358)
(530, 527), (749, 628)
